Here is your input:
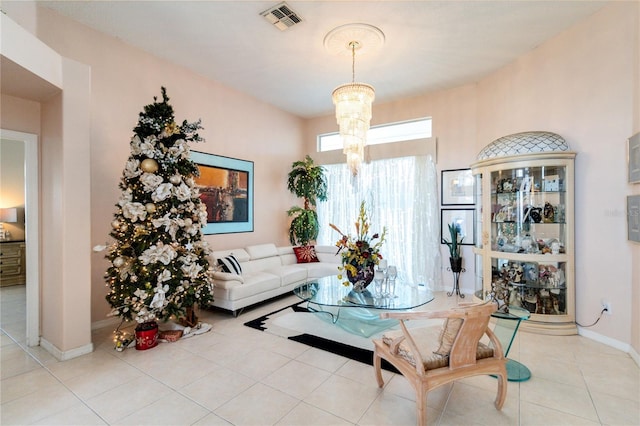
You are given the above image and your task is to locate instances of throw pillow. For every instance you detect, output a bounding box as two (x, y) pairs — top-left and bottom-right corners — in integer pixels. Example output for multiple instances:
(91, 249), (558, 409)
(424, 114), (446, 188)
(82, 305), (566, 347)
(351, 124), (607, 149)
(293, 245), (320, 263)
(217, 254), (242, 275)
(433, 318), (463, 357)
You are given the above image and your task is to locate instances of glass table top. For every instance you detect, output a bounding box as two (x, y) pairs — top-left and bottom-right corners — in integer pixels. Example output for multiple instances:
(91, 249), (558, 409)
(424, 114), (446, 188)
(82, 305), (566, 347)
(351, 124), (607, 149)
(294, 275), (434, 310)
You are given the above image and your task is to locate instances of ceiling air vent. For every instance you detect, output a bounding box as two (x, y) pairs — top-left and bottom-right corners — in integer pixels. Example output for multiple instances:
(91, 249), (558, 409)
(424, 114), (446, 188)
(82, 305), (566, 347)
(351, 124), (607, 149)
(260, 2), (303, 31)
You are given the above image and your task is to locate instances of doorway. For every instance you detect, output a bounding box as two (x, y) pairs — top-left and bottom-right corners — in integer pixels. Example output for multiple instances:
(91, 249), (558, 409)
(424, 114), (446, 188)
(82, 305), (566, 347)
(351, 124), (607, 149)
(0, 129), (40, 346)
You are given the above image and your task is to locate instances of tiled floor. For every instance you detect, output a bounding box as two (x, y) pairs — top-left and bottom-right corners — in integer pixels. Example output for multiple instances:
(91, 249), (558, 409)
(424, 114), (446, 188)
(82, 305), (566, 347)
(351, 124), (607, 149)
(1, 285), (639, 425)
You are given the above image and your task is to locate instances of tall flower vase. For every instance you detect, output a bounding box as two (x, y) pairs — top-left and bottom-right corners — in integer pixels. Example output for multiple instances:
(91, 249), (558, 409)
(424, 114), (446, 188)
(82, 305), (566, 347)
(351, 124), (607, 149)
(347, 264), (375, 292)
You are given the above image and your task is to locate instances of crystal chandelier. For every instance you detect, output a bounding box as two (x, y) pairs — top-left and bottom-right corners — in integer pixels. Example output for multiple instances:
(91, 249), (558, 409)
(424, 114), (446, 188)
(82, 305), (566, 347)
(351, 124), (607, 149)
(326, 24), (384, 176)
(332, 42), (375, 176)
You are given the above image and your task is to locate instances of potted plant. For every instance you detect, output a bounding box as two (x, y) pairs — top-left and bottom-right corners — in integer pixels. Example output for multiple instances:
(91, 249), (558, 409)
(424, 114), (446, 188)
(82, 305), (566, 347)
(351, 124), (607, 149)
(286, 155), (328, 246)
(444, 222), (464, 272)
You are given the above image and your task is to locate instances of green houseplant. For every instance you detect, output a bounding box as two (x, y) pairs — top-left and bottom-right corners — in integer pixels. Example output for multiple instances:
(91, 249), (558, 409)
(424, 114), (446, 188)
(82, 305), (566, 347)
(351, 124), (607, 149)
(286, 155), (328, 246)
(444, 222), (464, 272)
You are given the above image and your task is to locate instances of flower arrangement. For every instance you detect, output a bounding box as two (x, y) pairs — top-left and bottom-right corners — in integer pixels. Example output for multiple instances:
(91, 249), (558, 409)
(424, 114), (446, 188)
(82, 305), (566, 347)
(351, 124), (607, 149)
(330, 201), (387, 286)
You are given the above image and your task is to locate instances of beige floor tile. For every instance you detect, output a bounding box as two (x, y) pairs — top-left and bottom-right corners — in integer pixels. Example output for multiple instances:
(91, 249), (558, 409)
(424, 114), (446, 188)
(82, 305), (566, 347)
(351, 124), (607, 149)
(335, 358), (393, 386)
(520, 401), (601, 425)
(276, 401), (353, 425)
(191, 412), (234, 425)
(590, 390), (640, 425)
(1, 367), (62, 403)
(224, 347), (292, 381)
(63, 359), (145, 399)
(519, 376), (598, 421)
(304, 374), (381, 424)
(296, 346), (350, 373)
(32, 401), (108, 425)
(84, 375), (173, 424)
(214, 382), (299, 425)
(440, 381), (519, 425)
(0, 381), (81, 425)
(0, 344), (43, 379)
(359, 391), (427, 425)
(262, 359), (332, 399)
(113, 392), (210, 425)
(180, 365), (256, 410)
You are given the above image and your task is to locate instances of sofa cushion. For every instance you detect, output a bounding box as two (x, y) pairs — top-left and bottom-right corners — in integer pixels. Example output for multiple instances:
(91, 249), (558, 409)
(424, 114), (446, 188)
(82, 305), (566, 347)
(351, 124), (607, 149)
(266, 265), (308, 286)
(218, 254), (243, 275)
(293, 245), (320, 263)
(433, 318), (464, 356)
(381, 326), (494, 370)
(246, 243), (279, 260)
(211, 248), (250, 263)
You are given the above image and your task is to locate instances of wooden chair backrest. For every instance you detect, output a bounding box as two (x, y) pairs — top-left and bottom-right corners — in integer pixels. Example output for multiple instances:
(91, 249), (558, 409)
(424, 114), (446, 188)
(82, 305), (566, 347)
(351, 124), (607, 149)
(448, 302), (495, 369)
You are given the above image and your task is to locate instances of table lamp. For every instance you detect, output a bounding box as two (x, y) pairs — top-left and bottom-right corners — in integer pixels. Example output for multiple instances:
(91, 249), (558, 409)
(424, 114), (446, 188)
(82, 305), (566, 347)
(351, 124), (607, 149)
(0, 207), (18, 241)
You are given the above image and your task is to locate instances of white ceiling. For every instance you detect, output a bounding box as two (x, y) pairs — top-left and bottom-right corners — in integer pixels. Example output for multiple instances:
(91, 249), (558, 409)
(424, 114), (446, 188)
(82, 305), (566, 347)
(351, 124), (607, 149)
(36, 0), (608, 118)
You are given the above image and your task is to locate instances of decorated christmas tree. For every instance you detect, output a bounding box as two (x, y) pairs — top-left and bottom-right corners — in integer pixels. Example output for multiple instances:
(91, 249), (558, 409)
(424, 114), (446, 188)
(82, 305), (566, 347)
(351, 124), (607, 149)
(103, 88), (214, 333)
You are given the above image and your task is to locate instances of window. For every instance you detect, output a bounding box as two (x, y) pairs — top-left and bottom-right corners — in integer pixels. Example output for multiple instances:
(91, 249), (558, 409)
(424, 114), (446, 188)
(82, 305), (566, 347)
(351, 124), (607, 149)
(316, 156), (441, 287)
(318, 118), (432, 152)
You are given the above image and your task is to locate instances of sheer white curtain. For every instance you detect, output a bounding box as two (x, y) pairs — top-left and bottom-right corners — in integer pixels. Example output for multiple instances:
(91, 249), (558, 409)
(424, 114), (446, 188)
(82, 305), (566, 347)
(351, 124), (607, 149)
(316, 156), (441, 289)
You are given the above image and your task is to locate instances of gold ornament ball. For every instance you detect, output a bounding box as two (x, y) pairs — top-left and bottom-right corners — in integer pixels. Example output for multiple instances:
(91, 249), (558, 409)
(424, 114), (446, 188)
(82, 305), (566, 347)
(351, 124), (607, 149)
(140, 158), (159, 173)
(145, 203), (157, 213)
(169, 175), (182, 185)
(111, 220), (120, 229)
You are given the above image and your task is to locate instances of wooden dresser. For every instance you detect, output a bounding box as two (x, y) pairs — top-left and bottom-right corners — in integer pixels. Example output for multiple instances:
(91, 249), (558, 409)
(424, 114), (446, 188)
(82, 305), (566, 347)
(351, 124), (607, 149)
(0, 241), (26, 286)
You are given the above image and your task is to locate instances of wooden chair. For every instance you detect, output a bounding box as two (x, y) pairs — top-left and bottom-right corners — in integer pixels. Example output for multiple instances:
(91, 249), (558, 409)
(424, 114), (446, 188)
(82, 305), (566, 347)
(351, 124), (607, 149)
(372, 301), (507, 425)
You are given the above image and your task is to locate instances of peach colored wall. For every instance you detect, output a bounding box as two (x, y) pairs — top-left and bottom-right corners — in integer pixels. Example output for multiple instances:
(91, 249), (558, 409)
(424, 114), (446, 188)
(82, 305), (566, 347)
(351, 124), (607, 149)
(17, 5), (305, 323)
(476, 2), (637, 345)
(0, 94), (41, 134)
(306, 3), (638, 347)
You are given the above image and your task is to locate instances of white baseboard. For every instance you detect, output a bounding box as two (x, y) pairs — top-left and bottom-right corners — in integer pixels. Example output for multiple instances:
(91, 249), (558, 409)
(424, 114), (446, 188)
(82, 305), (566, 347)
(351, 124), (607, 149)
(577, 327), (631, 353)
(40, 338), (94, 361)
(630, 345), (640, 368)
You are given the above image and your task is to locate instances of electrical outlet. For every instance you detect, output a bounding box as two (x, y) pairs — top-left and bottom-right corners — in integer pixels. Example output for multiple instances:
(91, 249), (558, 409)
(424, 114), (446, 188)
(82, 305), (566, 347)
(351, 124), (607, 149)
(601, 299), (612, 315)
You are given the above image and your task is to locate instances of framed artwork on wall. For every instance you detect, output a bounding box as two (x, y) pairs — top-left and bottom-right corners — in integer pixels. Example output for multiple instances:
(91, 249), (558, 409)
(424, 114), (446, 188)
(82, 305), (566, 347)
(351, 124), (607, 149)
(628, 132), (640, 184)
(441, 169), (474, 205)
(191, 151), (254, 234)
(441, 208), (475, 246)
(628, 195), (640, 243)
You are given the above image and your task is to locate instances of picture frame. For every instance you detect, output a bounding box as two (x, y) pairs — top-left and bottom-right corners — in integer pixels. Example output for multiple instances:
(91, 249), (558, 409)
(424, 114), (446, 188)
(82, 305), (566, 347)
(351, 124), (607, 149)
(441, 208), (475, 246)
(441, 169), (474, 205)
(191, 151), (254, 234)
(628, 195), (640, 243)
(629, 132), (640, 184)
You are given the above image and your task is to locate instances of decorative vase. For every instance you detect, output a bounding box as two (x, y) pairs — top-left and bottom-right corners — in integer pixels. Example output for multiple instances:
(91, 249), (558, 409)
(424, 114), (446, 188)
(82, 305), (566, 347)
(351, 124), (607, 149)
(449, 257), (463, 273)
(135, 321), (158, 350)
(347, 264), (375, 292)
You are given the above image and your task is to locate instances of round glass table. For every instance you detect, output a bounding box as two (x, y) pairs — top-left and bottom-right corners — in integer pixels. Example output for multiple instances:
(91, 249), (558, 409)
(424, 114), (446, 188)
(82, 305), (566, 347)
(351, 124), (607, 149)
(294, 275), (434, 337)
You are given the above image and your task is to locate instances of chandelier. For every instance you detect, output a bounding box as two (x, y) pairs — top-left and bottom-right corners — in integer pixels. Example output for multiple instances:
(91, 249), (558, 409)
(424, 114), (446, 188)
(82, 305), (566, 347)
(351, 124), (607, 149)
(326, 24), (384, 176)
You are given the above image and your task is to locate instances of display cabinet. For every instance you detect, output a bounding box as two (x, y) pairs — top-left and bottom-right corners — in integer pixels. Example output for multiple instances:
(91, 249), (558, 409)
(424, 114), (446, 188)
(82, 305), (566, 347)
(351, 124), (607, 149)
(471, 132), (576, 335)
(0, 241), (26, 287)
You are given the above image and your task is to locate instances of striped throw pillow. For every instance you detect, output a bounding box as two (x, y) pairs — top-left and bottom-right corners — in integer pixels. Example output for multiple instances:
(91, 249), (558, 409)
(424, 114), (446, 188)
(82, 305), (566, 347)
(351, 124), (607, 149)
(217, 254), (242, 275)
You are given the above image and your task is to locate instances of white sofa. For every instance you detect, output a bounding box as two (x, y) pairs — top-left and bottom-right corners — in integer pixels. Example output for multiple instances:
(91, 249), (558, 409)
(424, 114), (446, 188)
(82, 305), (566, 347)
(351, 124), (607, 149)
(209, 243), (341, 315)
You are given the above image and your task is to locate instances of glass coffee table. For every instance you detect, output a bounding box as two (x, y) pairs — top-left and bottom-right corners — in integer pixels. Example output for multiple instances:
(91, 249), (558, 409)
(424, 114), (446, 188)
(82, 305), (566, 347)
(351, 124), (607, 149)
(293, 275), (434, 337)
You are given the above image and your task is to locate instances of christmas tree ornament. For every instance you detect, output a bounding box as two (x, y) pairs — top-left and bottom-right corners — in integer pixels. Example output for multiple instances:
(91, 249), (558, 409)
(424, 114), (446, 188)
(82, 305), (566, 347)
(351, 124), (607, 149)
(145, 203), (157, 213)
(140, 158), (159, 173)
(170, 175), (182, 185)
(113, 257), (125, 267)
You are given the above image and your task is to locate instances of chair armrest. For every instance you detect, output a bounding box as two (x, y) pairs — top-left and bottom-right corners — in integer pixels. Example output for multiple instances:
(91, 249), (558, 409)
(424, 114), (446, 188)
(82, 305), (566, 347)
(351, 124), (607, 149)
(483, 326), (505, 360)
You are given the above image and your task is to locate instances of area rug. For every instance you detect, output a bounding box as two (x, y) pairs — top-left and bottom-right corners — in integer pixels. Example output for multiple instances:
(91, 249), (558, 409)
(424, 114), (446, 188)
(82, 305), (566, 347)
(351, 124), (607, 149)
(244, 301), (401, 372)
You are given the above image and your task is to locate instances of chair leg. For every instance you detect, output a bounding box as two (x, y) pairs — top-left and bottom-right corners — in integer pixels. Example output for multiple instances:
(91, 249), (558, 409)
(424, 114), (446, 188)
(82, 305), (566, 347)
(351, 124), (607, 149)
(416, 387), (427, 426)
(494, 370), (507, 410)
(373, 350), (384, 387)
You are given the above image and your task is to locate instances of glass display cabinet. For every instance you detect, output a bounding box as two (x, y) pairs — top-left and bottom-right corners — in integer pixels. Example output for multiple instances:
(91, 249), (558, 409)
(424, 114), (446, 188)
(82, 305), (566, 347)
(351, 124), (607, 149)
(471, 132), (577, 335)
